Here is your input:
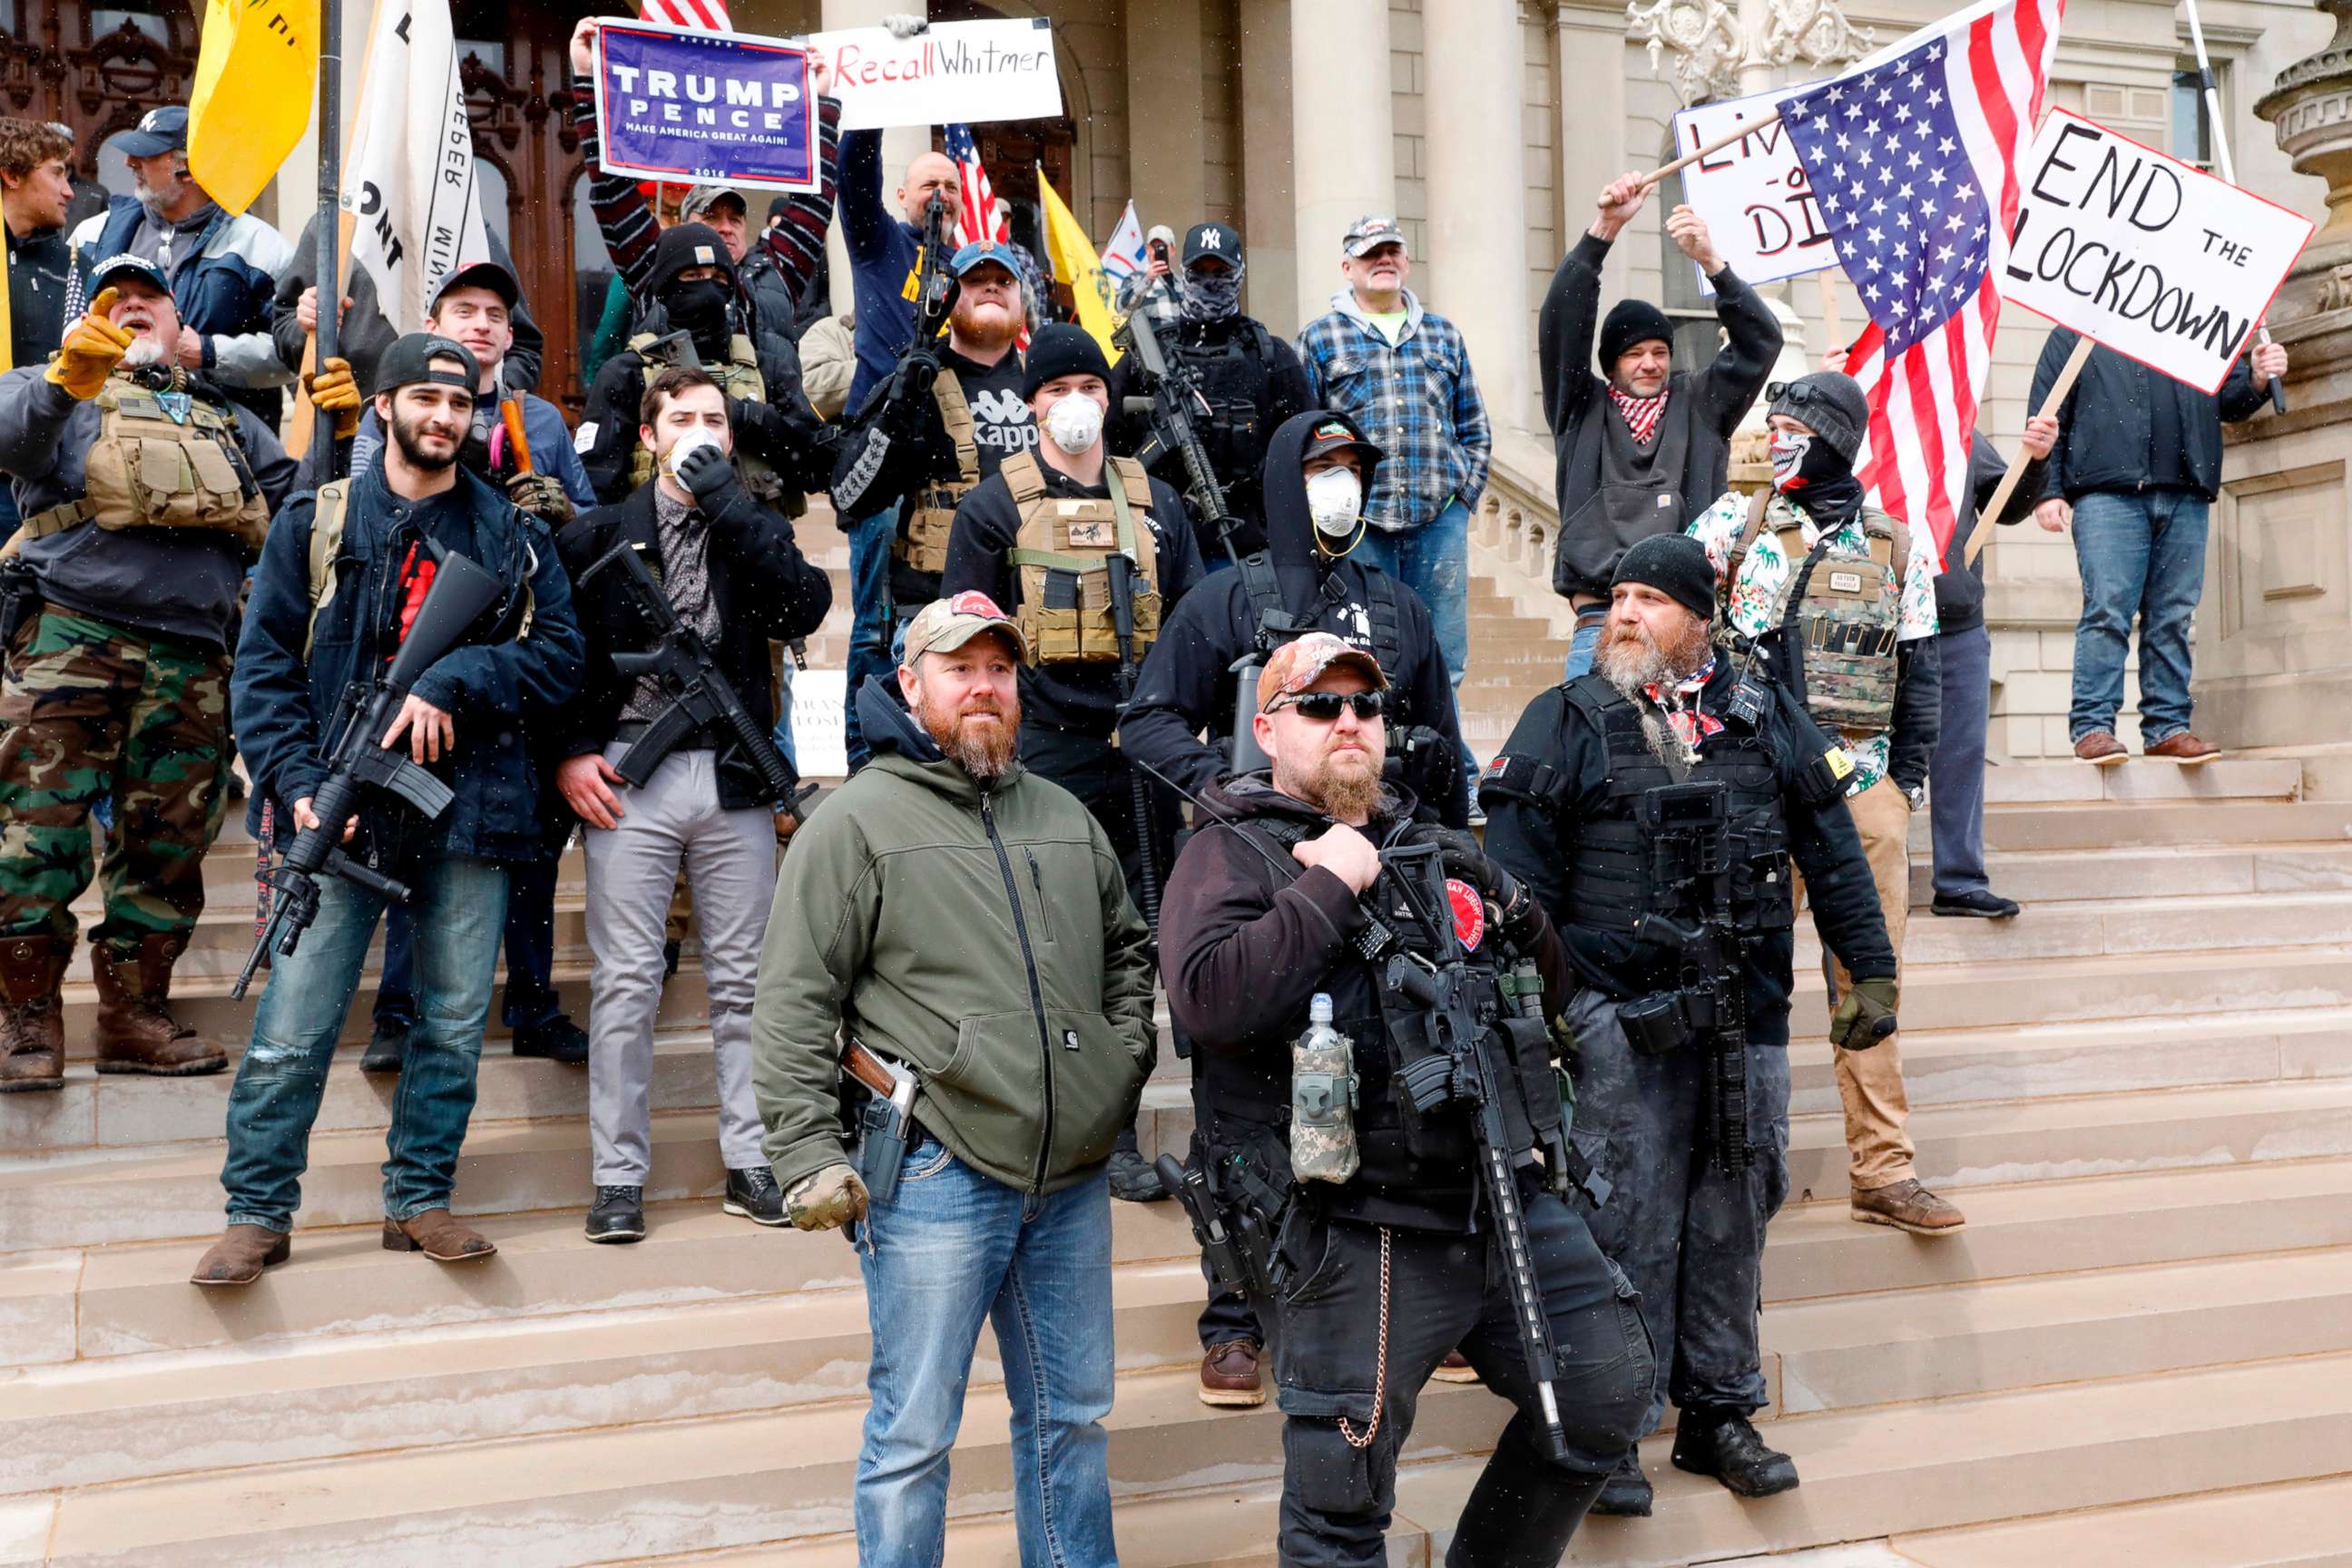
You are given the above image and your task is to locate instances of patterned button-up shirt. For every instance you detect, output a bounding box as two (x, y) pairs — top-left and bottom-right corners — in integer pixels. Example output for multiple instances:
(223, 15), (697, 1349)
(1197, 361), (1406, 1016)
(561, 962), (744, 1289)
(1296, 289), (1491, 532)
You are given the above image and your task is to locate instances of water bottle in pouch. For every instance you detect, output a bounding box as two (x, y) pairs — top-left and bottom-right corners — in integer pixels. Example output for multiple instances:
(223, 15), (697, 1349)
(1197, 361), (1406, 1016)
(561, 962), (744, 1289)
(1291, 993), (1360, 1183)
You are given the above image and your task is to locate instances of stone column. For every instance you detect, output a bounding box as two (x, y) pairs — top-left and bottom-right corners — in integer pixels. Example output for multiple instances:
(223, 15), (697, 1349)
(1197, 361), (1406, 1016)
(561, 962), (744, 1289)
(820, 0), (931, 316)
(1126, 0), (1208, 234)
(1288, 0), (1393, 328)
(1423, 0), (1532, 428)
(1239, 0), (1298, 337)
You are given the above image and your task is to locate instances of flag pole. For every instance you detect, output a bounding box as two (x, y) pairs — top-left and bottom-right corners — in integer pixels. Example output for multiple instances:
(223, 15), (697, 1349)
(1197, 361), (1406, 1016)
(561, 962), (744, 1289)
(311, 0), (343, 476)
(2183, 0), (2285, 413)
(1643, 113), (1785, 190)
(1965, 334), (2092, 569)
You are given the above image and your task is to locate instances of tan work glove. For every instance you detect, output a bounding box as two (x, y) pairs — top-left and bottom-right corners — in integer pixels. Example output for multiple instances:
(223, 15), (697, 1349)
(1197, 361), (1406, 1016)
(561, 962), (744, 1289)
(303, 356), (363, 439)
(44, 289), (134, 400)
(505, 470), (575, 524)
(786, 1161), (869, 1231)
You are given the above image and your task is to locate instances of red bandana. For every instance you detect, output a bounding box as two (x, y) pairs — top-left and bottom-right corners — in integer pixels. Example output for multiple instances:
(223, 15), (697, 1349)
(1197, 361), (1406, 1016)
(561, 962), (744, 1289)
(1607, 385), (1669, 447)
(1642, 654), (1724, 752)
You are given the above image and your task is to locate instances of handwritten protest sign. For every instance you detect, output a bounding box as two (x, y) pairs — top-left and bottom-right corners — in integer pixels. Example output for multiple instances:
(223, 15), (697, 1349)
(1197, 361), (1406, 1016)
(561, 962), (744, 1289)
(1671, 86), (1837, 293)
(806, 17), (1062, 132)
(2002, 109), (2312, 392)
(593, 18), (818, 193)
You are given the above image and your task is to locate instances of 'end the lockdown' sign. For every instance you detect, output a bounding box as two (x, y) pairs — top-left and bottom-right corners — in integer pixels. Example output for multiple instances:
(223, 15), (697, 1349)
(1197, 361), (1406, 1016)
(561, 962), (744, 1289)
(2002, 109), (2312, 393)
(593, 18), (818, 193)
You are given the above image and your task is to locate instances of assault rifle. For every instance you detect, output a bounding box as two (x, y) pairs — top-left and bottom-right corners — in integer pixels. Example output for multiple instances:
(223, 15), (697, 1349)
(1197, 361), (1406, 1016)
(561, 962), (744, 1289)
(829, 193), (962, 521)
(579, 540), (816, 822)
(1103, 551), (1161, 932)
(233, 548), (508, 998)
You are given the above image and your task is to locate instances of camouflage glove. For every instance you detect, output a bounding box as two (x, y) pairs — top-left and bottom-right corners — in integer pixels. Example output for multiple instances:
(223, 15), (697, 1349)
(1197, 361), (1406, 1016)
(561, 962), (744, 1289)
(505, 470), (575, 524)
(1829, 975), (1899, 1051)
(302, 356), (363, 439)
(44, 288), (133, 399)
(786, 1161), (869, 1231)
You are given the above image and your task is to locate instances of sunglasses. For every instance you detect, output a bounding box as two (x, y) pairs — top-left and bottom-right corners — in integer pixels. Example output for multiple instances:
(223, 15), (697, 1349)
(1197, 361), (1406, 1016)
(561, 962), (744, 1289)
(1765, 379), (1837, 406)
(1265, 690), (1387, 722)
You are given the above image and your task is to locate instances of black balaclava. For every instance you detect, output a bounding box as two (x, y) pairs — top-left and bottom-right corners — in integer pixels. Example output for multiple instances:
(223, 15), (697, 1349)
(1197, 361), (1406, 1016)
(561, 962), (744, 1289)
(648, 223), (738, 358)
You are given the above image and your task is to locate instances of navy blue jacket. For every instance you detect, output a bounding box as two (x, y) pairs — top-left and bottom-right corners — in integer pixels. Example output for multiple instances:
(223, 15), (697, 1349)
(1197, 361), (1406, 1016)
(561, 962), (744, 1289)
(69, 198), (291, 423)
(233, 465), (585, 864)
(839, 128), (921, 416)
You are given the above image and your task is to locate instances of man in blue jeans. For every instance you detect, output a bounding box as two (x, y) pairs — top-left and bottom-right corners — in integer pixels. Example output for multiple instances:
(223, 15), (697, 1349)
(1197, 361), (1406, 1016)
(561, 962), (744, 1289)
(2029, 328), (2288, 765)
(194, 334), (583, 1286)
(1296, 216), (1491, 785)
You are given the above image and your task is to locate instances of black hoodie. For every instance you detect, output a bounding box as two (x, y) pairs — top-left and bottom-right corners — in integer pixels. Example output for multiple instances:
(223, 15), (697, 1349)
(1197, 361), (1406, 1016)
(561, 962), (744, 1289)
(1118, 411), (1472, 827)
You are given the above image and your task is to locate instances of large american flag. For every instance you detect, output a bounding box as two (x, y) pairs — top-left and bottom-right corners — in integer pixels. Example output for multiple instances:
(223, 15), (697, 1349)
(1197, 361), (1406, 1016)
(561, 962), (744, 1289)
(1779, 0), (2063, 568)
(946, 122), (1012, 249)
(642, 0), (730, 29)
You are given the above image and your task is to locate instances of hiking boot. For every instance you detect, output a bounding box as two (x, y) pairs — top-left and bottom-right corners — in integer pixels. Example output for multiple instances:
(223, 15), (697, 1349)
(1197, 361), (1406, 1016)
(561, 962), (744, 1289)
(0, 934), (68, 1093)
(512, 1015), (590, 1064)
(2073, 730), (2128, 766)
(585, 1184), (646, 1243)
(1587, 1450), (1653, 1516)
(1931, 888), (2021, 919)
(1199, 1340), (1268, 1407)
(1107, 1146), (1168, 1203)
(2145, 731), (2222, 764)
(190, 1223), (290, 1287)
(1672, 1409), (1798, 1498)
(360, 1016), (409, 1074)
(1431, 1350), (1483, 1384)
(1850, 1176), (1967, 1235)
(723, 1166), (788, 1226)
(92, 935), (224, 1076)
(382, 1209), (496, 1261)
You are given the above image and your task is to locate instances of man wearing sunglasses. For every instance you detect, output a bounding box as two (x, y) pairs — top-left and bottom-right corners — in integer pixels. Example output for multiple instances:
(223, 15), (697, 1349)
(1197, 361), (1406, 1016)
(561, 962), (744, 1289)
(1483, 533), (1898, 1513)
(1161, 632), (1654, 1565)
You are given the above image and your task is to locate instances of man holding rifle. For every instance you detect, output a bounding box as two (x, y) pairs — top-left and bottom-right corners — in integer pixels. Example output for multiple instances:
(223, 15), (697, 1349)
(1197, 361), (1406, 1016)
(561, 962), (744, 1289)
(557, 367), (832, 1244)
(198, 333), (581, 1286)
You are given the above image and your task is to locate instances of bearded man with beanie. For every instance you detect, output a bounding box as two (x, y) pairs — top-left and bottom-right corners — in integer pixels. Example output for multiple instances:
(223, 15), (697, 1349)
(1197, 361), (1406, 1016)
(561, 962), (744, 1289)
(1683, 370), (1961, 1239)
(1484, 532), (1896, 1513)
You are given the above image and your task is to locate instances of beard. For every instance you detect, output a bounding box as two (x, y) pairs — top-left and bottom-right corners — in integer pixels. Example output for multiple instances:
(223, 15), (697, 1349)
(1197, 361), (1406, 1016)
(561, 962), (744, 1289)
(950, 297), (1019, 352)
(914, 682), (1020, 783)
(1595, 613), (1711, 701)
(1275, 738), (1385, 822)
(388, 407), (462, 474)
(120, 336), (167, 368)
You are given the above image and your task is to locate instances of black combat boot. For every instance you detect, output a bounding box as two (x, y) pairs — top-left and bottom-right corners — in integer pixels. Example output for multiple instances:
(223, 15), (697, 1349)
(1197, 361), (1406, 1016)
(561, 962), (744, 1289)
(1586, 1449), (1653, 1516)
(1444, 1422), (1609, 1567)
(1671, 1407), (1798, 1497)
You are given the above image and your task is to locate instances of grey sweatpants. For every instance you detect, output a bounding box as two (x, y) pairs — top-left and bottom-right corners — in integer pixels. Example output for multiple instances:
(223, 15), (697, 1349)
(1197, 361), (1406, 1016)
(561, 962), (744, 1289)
(585, 745), (775, 1185)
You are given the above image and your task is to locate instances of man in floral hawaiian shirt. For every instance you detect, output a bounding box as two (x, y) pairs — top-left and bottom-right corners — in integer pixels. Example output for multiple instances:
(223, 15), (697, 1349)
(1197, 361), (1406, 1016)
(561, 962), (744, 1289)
(1683, 370), (1963, 1238)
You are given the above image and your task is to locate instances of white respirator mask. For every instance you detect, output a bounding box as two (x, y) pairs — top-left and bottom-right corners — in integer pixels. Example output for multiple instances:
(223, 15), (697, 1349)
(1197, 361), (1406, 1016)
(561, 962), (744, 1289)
(1044, 393), (1104, 456)
(1306, 466), (1363, 539)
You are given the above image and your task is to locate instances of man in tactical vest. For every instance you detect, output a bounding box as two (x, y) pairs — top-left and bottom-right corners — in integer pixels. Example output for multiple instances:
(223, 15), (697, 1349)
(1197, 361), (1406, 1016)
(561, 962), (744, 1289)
(195, 332), (583, 1286)
(832, 239), (1038, 770)
(0, 254), (298, 1093)
(1110, 221), (1314, 561)
(1161, 632), (1653, 1565)
(1684, 370), (1962, 1239)
(1483, 533), (1899, 1512)
(556, 367), (833, 1244)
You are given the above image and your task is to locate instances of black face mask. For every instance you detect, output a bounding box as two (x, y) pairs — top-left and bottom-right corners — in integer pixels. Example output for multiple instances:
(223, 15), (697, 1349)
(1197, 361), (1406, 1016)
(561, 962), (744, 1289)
(659, 279), (731, 349)
(1770, 430), (1865, 528)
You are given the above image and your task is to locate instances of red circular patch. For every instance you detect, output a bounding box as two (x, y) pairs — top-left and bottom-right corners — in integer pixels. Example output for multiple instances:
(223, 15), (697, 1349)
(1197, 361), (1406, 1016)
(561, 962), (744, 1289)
(1446, 877), (1485, 952)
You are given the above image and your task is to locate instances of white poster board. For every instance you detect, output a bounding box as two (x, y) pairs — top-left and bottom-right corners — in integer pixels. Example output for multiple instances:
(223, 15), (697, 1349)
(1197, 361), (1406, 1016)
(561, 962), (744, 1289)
(789, 669), (849, 783)
(1671, 85), (1838, 294)
(806, 17), (1063, 132)
(2002, 109), (2313, 393)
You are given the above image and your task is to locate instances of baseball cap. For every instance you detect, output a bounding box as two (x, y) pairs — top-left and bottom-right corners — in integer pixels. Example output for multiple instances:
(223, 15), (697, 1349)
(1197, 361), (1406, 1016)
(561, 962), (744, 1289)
(948, 240), (1020, 279)
(1182, 222), (1242, 266)
(1341, 215), (1406, 259)
(903, 591), (1028, 664)
(1258, 632), (1388, 712)
(428, 260), (520, 312)
(681, 184), (750, 220)
(114, 106), (188, 159)
(1299, 413), (1383, 468)
(373, 333), (482, 399)
(86, 253), (170, 297)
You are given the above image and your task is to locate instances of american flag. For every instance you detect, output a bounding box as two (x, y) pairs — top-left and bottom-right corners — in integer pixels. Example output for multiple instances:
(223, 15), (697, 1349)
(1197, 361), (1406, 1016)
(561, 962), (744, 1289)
(945, 122), (1012, 250)
(642, 0), (730, 29)
(1779, 0), (2063, 568)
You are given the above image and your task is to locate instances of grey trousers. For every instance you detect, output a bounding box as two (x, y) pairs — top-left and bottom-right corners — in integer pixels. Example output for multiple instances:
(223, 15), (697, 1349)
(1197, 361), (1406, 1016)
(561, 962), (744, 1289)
(1929, 622), (1992, 898)
(585, 745), (774, 1185)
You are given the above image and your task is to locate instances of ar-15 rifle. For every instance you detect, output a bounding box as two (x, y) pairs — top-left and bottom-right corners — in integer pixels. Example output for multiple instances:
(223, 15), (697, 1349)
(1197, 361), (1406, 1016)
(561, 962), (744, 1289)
(830, 193), (962, 523)
(579, 540), (817, 824)
(233, 548), (509, 999)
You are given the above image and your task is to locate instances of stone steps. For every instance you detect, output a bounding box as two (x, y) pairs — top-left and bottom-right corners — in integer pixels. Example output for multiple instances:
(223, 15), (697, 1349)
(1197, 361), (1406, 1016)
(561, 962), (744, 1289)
(1798, 887), (2352, 968)
(1903, 838), (2352, 906)
(1887, 1473), (2352, 1566)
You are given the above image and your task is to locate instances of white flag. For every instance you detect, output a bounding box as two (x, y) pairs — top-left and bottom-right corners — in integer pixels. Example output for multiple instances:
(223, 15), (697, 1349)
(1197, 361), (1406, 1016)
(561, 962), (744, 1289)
(1099, 200), (1146, 281)
(342, 0), (490, 333)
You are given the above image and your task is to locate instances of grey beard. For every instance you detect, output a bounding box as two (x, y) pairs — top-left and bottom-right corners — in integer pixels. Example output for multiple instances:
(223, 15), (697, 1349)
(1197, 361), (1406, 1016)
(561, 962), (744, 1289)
(1637, 706), (1699, 775)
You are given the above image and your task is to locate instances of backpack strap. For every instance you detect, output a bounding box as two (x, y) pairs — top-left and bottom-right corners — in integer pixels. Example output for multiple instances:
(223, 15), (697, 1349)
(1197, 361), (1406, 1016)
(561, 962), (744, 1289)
(1109, 454), (1155, 512)
(1365, 571), (1405, 685)
(303, 481), (351, 662)
(1723, 489), (1774, 591)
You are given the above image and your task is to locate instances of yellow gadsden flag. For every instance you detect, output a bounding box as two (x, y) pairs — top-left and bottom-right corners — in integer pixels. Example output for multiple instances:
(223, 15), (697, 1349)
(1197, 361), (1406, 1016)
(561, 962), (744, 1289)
(1038, 171), (1122, 367)
(186, 0), (320, 216)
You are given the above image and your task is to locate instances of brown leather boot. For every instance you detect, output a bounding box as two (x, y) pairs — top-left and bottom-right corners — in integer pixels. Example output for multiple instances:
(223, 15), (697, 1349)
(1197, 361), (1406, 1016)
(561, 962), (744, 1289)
(0, 934), (68, 1093)
(92, 934), (225, 1076)
(190, 1223), (290, 1287)
(383, 1209), (497, 1262)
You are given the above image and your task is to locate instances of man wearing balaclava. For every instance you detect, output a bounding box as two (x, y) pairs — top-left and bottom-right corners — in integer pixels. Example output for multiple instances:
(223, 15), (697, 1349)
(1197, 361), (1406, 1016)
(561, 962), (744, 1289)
(1109, 221), (1313, 561)
(1684, 369), (1962, 1241)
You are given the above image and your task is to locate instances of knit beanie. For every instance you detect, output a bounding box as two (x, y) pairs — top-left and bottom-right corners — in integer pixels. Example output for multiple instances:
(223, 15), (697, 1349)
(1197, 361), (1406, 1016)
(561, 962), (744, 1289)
(1599, 299), (1675, 371)
(1612, 533), (1717, 622)
(1767, 371), (1871, 465)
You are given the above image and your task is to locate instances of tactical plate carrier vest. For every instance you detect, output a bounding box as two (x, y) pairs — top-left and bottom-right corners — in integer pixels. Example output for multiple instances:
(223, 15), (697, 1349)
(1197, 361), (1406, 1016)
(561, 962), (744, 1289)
(1002, 449), (1161, 666)
(893, 370), (980, 574)
(1725, 490), (1909, 736)
(19, 374), (269, 552)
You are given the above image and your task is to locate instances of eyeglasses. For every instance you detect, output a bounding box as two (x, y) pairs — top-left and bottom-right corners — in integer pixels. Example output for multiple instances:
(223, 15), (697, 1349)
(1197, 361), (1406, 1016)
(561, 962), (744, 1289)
(1766, 379), (1833, 406)
(1264, 690), (1387, 722)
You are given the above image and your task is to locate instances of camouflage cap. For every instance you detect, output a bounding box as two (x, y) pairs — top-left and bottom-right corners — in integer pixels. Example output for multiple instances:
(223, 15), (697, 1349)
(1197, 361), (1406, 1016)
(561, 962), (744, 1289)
(903, 591), (1027, 665)
(1259, 632), (1387, 712)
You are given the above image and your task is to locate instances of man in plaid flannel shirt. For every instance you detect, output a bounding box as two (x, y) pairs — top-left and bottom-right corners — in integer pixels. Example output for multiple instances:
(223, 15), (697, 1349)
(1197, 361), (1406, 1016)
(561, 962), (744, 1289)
(1296, 216), (1491, 785)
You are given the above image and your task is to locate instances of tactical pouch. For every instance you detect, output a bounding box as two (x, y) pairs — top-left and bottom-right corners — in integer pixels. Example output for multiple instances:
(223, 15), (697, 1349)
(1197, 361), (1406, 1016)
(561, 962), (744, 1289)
(894, 504), (956, 572)
(1619, 989), (1700, 1056)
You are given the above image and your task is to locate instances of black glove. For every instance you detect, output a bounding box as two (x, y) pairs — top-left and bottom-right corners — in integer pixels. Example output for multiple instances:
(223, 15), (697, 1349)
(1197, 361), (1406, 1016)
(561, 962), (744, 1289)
(672, 439), (738, 505)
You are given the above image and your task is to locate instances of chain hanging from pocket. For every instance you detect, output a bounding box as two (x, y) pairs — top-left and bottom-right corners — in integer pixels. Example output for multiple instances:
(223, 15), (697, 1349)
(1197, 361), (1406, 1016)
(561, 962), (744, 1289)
(1337, 1225), (1393, 1451)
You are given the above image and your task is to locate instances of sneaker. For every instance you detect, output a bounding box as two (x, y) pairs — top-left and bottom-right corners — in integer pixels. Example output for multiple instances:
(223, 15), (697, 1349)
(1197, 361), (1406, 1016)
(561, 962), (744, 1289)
(1850, 1176), (1966, 1235)
(1931, 888), (2021, 919)
(1671, 1410), (1798, 1498)
(1199, 1340), (1268, 1407)
(585, 1184), (646, 1243)
(2073, 730), (2128, 766)
(1106, 1146), (1169, 1203)
(2145, 731), (2222, 764)
(1587, 1451), (1652, 1516)
(723, 1166), (788, 1227)
(513, 1015), (590, 1064)
(1430, 1350), (1482, 1384)
(360, 1017), (409, 1074)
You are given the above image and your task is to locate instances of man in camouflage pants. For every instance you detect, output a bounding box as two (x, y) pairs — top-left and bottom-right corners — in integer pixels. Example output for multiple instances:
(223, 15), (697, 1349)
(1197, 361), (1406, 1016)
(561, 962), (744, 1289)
(0, 253), (298, 1091)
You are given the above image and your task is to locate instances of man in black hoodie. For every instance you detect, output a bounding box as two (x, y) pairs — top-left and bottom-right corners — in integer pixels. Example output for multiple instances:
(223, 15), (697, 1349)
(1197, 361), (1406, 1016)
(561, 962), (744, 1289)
(1543, 172), (1782, 677)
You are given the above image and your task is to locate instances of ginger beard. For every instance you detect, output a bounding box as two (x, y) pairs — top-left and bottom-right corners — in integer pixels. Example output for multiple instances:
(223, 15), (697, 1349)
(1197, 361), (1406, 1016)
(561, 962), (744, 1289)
(949, 291), (1019, 354)
(910, 663), (1020, 782)
(1269, 705), (1386, 823)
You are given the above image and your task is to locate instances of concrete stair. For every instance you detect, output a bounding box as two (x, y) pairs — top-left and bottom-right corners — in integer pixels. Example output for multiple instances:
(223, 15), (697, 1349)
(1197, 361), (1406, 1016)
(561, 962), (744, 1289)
(9, 714), (2352, 1563)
